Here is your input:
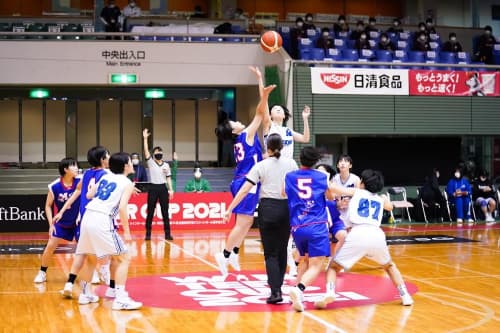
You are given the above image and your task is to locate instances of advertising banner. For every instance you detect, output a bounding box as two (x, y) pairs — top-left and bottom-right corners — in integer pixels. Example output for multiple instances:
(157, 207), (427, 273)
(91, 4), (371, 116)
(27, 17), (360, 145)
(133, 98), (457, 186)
(0, 192), (235, 233)
(311, 67), (409, 95)
(409, 70), (498, 96)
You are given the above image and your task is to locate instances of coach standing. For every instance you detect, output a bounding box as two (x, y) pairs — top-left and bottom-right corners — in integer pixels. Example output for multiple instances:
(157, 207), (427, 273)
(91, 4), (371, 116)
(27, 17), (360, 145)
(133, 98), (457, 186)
(143, 128), (174, 241)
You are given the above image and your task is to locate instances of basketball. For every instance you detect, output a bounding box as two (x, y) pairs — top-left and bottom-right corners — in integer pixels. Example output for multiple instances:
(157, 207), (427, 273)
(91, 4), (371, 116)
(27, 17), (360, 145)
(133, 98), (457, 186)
(260, 30), (283, 53)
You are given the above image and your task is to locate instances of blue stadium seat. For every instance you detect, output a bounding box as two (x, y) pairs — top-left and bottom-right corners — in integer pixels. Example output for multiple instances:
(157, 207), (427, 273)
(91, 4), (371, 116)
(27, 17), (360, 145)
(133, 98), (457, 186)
(311, 48), (325, 60)
(279, 26), (291, 53)
(439, 51), (457, 70)
(341, 48), (359, 67)
(407, 51), (425, 69)
(359, 49), (374, 61)
(457, 51), (471, 71)
(190, 36), (208, 42)
(335, 31), (349, 39)
(494, 49), (500, 65)
(387, 32), (398, 44)
(429, 41), (440, 52)
(325, 48), (342, 62)
(369, 31), (380, 39)
(333, 38), (346, 49)
(298, 37), (313, 59)
(398, 32), (410, 40)
(375, 50), (393, 68)
(225, 36), (242, 42)
(397, 40), (409, 51)
(208, 36), (224, 42)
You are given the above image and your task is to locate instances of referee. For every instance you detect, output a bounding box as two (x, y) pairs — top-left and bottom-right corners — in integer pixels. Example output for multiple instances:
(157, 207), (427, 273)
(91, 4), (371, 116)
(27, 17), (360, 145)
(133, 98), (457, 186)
(223, 133), (298, 304)
(143, 128), (174, 241)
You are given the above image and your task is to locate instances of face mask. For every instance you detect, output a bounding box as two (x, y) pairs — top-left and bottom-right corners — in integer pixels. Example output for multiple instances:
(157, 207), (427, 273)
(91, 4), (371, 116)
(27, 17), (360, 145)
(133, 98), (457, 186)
(323, 32), (329, 38)
(454, 172), (461, 178)
(370, 22), (375, 26)
(420, 26), (426, 31)
(306, 17), (312, 22)
(381, 37), (387, 43)
(450, 37), (456, 42)
(130, 3), (135, 8)
(420, 36), (426, 41)
(194, 171), (202, 179)
(485, 30), (491, 35)
(132, 159), (139, 165)
(109, 4), (115, 8)
(154, 153), (163, 160)
(297, 22), (303, 28)
(360, 34), (366, 40)
(357, 25), (363, 31)
(339, 20), (345, 24)
(436, 172), (440, 178)
(393, 22), (399, 27)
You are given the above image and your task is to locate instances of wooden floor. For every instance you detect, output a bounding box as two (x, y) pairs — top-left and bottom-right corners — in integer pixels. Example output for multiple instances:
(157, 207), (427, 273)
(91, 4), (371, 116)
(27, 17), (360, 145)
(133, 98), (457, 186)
(1, 223), (499, 333)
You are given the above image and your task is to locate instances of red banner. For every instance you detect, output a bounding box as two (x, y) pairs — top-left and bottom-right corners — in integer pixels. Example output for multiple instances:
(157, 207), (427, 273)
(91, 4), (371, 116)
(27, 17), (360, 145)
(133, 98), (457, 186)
(117, 192), (236, 231)
(409, 70), (499, 96)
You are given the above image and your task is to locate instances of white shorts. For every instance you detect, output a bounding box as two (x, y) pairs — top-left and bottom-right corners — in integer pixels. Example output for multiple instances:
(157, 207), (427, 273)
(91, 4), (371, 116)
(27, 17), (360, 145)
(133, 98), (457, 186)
(76, 210), (127, 258)
(333, 224), (391, 270)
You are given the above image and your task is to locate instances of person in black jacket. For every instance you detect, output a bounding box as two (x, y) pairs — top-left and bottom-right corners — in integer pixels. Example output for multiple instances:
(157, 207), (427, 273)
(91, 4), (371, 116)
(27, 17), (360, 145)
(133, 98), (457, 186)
(420, 168), (446, 221)
(475, 25), (496, 64)
(377, 32), (396, 51)
(290, 17), (307, 59)
(442, 32), (463, 53)
(472, 169), (497, 222)
(316, 27), (334, 52)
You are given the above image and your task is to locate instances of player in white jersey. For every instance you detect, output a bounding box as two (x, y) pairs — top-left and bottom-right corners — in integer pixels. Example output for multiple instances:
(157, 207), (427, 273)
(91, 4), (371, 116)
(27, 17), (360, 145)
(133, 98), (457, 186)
(260, 76), (312, 277)
(316, 169), (414, 308)
(332, 154), (361, 223)
(75, 152), (142, 310)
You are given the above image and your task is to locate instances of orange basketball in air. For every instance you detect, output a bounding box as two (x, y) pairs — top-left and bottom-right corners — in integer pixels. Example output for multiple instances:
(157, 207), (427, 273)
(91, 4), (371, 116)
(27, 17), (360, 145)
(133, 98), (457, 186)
(260, 30), (283, 53)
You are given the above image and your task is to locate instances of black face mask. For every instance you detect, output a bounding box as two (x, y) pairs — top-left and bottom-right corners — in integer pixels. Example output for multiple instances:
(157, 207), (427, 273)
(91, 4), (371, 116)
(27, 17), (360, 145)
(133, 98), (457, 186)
(154, 153), (163, 160)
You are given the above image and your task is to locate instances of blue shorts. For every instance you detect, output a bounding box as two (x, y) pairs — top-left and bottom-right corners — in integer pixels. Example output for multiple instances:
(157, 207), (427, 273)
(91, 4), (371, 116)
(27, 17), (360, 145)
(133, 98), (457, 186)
(292, 222), (330, 258)
(230, 177), (259, 216)
(329, 219), (346, 243)
(52, 222), (77, 242)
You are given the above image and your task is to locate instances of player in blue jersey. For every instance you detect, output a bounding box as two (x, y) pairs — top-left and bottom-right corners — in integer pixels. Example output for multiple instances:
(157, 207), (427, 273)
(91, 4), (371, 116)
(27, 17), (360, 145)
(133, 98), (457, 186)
(76, 152), (142, 310)
(33, 158), (81, 283)
(214, 66), (276, 277)
(284, 147), (333, 312)
(322, 169), (414, 308)
(54, 146), (115, 300)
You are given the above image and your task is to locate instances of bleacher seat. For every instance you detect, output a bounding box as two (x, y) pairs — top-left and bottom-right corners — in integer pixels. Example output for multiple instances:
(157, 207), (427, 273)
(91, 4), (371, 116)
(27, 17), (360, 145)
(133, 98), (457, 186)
(333, 38), (346, 49)
(398, 32), (410, 40)
(311, 48), (325, 60)
(208, 36), (224, 42)
(190, 36), (208, 42)
(375, 50), (393, 68)
(225, 36), (242, 42)
(299, 38), (313, 60)
(429, 41), (440, 52)
(407, 51), (425, 69)
(359, 49), (374, 61)
(369, 31), (380, 39)
(279, 26), (291, 53)
(439, 51), (457, 70)
(325, 48), (342, 62)
(62, 23), (82, 40)
(397, 40), (409, 50)
(26, 23), (46, 39)
(336, 31), (349, 39)
(341, 48), (359, 67)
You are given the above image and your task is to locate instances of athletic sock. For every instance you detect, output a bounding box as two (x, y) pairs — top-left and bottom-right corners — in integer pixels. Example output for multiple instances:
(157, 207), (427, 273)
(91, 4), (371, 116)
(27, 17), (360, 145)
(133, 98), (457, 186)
(40, 266), (48, 272)
(109, 279), (115, 289)
(297, 283), (306, 292)
(326, 282), (335, 293)
(68, 273), (77, 284)
(397, 283), (408, 296)
(223, 249), (231, 258)
(232, 247), (240, 255)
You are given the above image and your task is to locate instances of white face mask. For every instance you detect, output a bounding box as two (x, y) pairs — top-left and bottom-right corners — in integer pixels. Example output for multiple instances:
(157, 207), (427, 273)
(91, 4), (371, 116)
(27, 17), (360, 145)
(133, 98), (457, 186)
(454, 172), (461, 178)
(130, 2), (136, 7)
(450, 37), (456, 42)
(194, 171), (202, 179)
(132, 159), (139, 165)
(297, 22), (303, 28)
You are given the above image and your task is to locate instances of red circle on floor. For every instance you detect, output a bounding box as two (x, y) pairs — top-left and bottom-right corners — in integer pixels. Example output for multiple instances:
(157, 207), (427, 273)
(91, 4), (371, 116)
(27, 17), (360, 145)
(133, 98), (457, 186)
(97, 270), (418, 312)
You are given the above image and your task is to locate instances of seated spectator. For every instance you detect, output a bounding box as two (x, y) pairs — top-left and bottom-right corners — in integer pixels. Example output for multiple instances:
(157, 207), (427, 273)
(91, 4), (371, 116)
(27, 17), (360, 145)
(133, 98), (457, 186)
(441, 32), (463, 53)
(412, 31), (431, 51)
(333, 15), (349, 35)
(472, 169), (497, 223)
(386, 18), (403, 34)
(475, 25), (496, 64)
(365, 17), (379, 34)
(121, 0), (141, 34)
(128, 152), (148, 182)
(425, 18), (437, 35)
(316, 27), (334, 52)
(184, 166), (211, 193)
(349, 20), (365, 40)
(377, 32), (396, 51)
(446, 167), (473, 225)
(414, 22), (428, 43)
(355, 31), (371, 52)
(420, 168), (446, 221)
(290, 17), (307, 59)
(303, 13), (316, 31)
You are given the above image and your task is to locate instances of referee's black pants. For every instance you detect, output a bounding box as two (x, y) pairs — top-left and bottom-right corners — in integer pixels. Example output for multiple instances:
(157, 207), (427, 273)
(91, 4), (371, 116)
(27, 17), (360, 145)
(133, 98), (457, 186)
(145, 184), (171, 238)
(258, 198), (290, 294)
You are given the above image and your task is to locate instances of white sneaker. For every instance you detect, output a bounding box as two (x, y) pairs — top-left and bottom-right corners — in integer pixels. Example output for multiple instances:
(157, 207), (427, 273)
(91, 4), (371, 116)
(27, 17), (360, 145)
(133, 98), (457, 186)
(62, 282), (73, 298)
(112, 296), (142, 310)
(456, 218), (463, 224)
(99, 265), (111, 285)
(228, 253), (241, 271)
(105, 287), (116, 298)
(215, 253), (229, 277)
(314, 291), (335, 309)
(401, 293), (414, 306)
(467, 218), (474, 225)
(485, 213), (495, 222)
(288, 263), (298, 277)
(91, 270), (100, 284)
(33, 270), (46, 283)
(289, 286), (304, 312)
(78, 293), (99, 305)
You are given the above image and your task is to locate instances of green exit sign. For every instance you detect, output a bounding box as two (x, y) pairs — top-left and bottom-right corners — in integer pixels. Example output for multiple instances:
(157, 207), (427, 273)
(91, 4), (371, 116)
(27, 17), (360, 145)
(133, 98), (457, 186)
(29, 89), (50, 98)
(145, 89), (165, 99)
(109, 73), (137, 84)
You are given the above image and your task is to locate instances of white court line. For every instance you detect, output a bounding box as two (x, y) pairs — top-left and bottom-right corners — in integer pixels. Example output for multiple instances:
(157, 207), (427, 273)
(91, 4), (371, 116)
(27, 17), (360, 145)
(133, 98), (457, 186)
(165, 239), (349, 333)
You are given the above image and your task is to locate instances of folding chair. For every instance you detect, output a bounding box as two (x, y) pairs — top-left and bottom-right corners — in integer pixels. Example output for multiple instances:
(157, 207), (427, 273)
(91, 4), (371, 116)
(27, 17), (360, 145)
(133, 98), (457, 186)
(416, 188), (442, 224)
(442, 190), (476, 224)
(387, 187), (413, 223)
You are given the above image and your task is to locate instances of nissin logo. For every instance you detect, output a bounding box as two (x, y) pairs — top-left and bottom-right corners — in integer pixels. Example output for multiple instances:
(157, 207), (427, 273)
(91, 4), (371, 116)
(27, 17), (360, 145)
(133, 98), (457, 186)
(320, 73), (350, 89)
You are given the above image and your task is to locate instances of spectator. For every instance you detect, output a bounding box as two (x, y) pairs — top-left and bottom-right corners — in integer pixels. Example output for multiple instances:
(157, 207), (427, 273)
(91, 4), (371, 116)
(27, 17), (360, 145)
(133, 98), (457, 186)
(412, 31), (430, 51)
(446, 167), (473, 225)
(191, 5), (207, 18)
(184, 166), (211, 193)
(355, 31), (371, 51)
(387, 18), (403, 34)
(377, 32), (396, 51)
(100, 0), (121, 39)
(303, 13), (316, 31)
(419, 168), (446, 221)
(472, 169), (497, 223)
(121, 1), (141, 34)
(441, 32), (463, 53)
(475, 25), (496, 64)
(425, 18), (437, 35)
(128, 152), (148, 182)
(290, 17), (307, 59)
(414, 22), (428, 43)
(365, 17), (379, 35)
(350, 20), (365, 40)
(333, 15), (349, 35)
(316, 27), (334, 53)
